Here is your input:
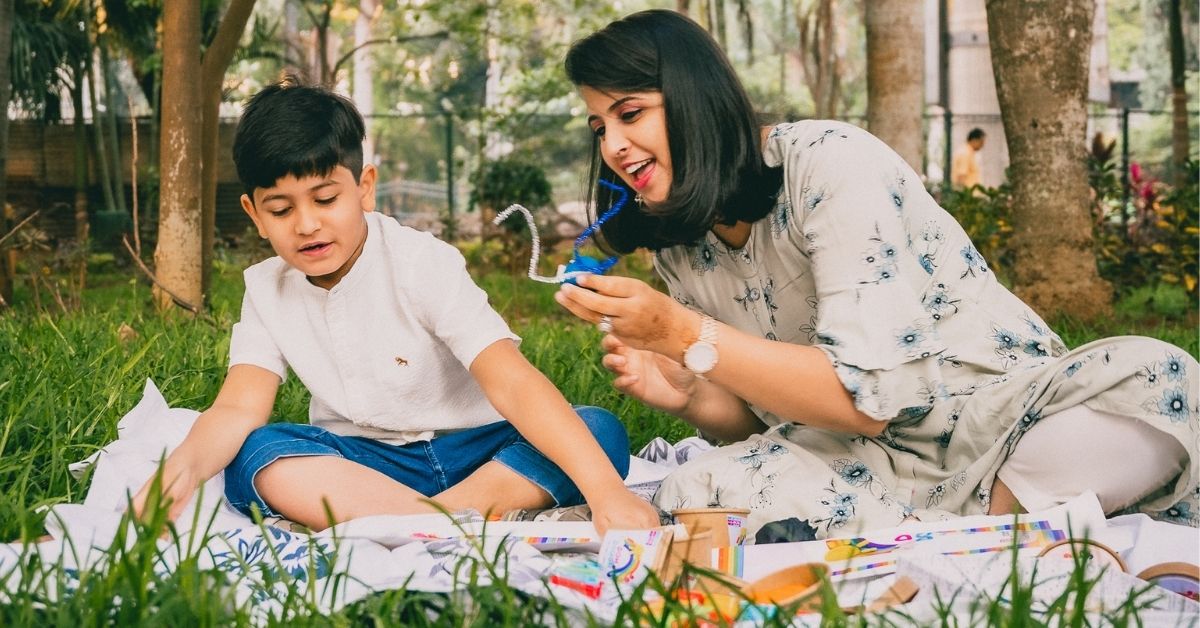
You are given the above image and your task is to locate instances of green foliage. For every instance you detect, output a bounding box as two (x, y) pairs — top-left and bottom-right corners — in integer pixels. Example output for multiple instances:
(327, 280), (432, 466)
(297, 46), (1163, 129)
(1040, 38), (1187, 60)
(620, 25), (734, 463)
(940, 150), (1199, 308)
(1092, 154), (1199, 300)
(470, 157), (553, 214)
(937, 183), (1015, 280)
(468, 157), (554, 271)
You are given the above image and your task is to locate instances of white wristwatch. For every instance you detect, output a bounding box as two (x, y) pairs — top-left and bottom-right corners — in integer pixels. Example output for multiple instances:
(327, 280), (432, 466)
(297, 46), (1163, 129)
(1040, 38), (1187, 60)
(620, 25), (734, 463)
(682, 315), (719, 374)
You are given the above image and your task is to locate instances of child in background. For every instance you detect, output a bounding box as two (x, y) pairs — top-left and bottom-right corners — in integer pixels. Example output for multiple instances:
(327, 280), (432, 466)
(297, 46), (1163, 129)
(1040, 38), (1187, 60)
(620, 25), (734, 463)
(132, 77), (659, 534)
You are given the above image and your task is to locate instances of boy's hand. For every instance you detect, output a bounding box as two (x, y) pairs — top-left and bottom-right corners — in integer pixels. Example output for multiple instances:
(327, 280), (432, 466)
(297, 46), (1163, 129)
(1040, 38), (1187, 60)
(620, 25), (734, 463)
(131, 457), (202, 522)
(587, 486), (662, 536)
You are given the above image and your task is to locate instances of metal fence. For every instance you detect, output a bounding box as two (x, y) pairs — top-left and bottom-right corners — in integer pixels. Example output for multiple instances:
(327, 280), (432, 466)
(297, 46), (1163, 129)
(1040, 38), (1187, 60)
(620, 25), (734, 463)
(5, 107), (1194, 245)
(362, 108), (1195, 237)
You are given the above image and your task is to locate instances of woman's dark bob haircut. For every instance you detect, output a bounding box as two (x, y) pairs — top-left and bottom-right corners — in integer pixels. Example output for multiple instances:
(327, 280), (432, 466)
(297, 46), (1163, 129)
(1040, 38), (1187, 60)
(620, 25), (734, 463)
(565, 9), (782, 253)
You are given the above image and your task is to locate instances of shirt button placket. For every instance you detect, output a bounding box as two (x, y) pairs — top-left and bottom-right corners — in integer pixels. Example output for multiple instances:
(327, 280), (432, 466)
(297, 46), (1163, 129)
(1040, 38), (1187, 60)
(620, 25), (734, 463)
(327, 288), (359, 422)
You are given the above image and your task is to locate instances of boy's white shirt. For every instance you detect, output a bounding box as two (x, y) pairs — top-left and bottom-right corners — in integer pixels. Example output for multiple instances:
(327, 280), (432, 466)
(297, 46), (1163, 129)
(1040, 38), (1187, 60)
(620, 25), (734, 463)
(229, 212), (520, 444)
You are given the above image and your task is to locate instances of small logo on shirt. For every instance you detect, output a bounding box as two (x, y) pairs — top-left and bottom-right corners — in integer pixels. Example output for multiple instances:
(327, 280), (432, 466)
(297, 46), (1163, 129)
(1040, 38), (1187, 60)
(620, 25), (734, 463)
(394, 356), (409, 366)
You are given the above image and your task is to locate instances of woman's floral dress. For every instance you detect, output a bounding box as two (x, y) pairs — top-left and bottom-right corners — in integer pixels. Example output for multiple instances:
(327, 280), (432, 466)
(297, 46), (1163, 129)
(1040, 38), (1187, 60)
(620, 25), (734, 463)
(652, 121), (1199, 537)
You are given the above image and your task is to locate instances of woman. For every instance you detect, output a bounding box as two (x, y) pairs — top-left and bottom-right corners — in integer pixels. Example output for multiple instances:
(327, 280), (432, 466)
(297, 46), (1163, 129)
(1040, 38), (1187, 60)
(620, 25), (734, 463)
(555, 9), (1197, 537)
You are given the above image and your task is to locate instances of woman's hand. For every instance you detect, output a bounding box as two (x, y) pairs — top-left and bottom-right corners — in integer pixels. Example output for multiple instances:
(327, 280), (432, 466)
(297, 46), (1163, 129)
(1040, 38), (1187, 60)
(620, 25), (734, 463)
(600, 334), (696, 414)
(554, 274), (698, 357)
(586, 486), (662, 536)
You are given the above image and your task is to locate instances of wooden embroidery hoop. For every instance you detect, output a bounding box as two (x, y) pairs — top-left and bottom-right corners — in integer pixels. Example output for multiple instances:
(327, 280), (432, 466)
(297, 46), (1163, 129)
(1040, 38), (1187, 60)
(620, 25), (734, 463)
(1036, 538), (1129, 573)
(1135, 562), (1200, 600)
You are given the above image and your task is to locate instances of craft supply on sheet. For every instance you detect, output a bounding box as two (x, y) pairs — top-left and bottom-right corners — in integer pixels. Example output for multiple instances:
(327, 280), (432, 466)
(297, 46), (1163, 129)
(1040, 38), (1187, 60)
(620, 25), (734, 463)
(548, 554), (604, 599)
(1136, 562), (1200, 601)
(671, 507), (750, 548)
(597, 526), (673, 594)
(13, 381), (1200, 626)
(713, 493), (1107, 583)
(1037, 538), (1128, 573)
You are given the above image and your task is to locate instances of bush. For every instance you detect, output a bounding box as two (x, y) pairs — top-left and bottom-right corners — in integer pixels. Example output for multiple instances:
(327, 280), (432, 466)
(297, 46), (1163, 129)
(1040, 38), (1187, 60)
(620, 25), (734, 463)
(1093, 157), (1199, 300)
(937, 183), (1015, 280)
(469, 157), (552, 219)
(938, 153), (1198, 305)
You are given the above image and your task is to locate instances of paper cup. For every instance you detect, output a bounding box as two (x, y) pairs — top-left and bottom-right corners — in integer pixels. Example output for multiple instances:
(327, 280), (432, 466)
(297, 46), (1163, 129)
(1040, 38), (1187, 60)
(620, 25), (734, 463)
(671, 508), (750, 548)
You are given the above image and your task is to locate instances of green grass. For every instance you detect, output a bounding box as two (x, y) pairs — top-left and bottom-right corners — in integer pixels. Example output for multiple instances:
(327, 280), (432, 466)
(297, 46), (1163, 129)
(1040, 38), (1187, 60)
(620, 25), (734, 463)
(0, 251), (1196, 625)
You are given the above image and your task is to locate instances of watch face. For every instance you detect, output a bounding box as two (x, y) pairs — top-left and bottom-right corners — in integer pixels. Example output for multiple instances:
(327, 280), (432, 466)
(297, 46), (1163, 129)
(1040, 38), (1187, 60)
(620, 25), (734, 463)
(684, 342), (718, 373)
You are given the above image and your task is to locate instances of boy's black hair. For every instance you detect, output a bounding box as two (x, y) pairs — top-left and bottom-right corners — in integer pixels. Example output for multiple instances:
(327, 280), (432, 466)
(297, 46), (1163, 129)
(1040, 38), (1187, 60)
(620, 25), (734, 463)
(564, 9), (782, 253)
(232, 75), (366, 199)
(967, 127), (986, 142)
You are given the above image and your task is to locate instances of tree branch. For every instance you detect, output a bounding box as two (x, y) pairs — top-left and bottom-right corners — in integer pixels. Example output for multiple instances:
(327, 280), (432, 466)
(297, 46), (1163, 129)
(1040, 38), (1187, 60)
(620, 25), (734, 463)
(0, 209), (42, 249)
(202, 0), (257, 87)
(331, 32), (449, 79)
(123, 234), (211, 321)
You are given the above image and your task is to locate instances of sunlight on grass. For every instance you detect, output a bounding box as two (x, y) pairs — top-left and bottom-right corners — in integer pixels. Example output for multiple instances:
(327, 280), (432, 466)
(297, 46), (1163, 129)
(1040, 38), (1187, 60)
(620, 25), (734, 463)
(0, 254), (1195, 624)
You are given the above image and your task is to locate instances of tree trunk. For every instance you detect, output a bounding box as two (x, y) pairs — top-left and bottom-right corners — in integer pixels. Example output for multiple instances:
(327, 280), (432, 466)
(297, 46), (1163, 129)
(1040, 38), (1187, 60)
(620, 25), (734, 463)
(866, 0), (925, 171)
(796, 0), (841, 118)
(1168, 0), (1190, 188)
(155, 0), (204, 311)
(73, 59), (90, 259)
(0, 0), (13, 306)
(714, 0), (728, 50)
(99, 35), (127, 214)
(354, 0), (378, 168)
(87, 53), (117, 214)
(986, 0), (1112, 319)
(199, 0), (257, 300)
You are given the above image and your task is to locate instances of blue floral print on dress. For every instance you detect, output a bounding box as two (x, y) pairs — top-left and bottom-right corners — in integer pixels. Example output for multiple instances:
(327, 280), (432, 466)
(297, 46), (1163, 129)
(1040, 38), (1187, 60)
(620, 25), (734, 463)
(734, 283), (761, 311)
(832, 458), (873, 488)
(959, 243), (989, 278)
(814, 481), (857, 531)
(771, 198), (793, 236)
(927, 483), (947, 508)
(804, 186), (829, 213)
(887, 172), (906, 212)
(860, 223), (900, 285)
(1021, 313), (1051, 337)
(1162, 353), (1187, 382)
(751, 471), (780, 508)
(1023, 338), (1050, 358)
(732, 441), (788, 476)
(991, 326), (1022, 351)
(916, 222), (945, 275)
(1136, 364), (1162, 388)
(1065, 361), (1084, 377)
(1155, 387), (1189, 423)
(1004, 408), (1044, 451)
(808, 127), (849, 147)
(690, 240), (718, 274)
(895, 324), (932, 357)
(762, 278), (780, 328)
(936, 408), (962, 449)
(922, 283), (961, 321)
(1159, 501), (1199, 526)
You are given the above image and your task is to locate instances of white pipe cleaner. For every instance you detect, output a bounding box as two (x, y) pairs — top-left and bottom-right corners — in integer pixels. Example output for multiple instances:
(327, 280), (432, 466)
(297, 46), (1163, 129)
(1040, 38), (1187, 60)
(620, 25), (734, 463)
(492, 204), (567, 283)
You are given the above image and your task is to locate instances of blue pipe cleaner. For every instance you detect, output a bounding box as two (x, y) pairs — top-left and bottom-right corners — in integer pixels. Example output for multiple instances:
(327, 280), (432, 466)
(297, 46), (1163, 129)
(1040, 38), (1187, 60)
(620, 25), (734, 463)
(561, 179), (628, 284)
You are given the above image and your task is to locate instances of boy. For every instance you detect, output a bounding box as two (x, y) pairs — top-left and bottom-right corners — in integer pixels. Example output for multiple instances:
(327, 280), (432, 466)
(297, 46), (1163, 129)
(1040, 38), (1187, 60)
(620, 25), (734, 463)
(132, 77), (659, 534)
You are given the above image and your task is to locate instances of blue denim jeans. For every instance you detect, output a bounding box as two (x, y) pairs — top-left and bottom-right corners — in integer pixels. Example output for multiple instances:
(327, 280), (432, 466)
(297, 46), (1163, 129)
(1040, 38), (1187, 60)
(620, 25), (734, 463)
(223, 406), (629, 518)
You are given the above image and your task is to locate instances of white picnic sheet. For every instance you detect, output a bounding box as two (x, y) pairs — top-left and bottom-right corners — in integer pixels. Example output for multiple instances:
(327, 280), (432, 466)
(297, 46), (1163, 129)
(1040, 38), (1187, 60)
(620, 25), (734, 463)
(2, 380), (1197, 625)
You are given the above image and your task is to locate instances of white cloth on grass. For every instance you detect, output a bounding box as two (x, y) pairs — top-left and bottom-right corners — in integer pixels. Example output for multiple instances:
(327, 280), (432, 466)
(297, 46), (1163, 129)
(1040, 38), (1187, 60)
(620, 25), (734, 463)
(4, 381), (1197, 625)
